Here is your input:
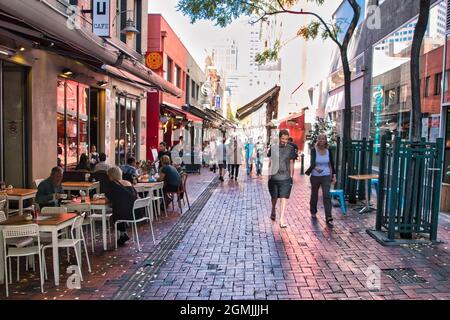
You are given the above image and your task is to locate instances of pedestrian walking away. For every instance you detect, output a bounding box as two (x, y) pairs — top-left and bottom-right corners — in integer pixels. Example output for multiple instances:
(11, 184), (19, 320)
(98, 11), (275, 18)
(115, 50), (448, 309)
(228, 136), (244, 181)
(245, 138), (256, 176)
(268, 129), (297, 228)
(305, 133), (336, 226)
(255, 136), (265, 176)
(215, 137), (227, 182)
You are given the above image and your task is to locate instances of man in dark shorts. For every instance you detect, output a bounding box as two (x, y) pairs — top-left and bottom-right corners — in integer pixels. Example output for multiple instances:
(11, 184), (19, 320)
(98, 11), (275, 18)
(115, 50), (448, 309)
(268, 129), (296, 228)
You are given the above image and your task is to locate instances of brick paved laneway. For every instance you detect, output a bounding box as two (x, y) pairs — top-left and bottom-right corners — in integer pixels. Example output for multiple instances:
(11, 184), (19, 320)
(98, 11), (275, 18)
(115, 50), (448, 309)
(120, 165), (450, 300)
(1, 165), (450, 300)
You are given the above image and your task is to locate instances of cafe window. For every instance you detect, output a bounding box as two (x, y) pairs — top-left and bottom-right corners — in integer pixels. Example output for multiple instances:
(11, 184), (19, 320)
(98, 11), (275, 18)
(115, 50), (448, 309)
(435, 72), (442, 95)
(115, 95), (139, 165)
(425, 76), (431, 97)
(57, 79), (89, 170)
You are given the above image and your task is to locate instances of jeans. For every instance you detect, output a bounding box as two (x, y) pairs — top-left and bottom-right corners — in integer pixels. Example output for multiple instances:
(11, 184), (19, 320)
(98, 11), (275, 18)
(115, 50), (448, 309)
(246, 159), (253, 175)
(230, 165), (240, 178)
(256, 156), (263, 175)
(310, 175), (332, 219)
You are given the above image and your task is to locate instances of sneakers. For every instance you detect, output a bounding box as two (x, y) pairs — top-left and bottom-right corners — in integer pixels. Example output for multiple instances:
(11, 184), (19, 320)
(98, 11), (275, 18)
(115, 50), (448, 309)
(219, 176), (224, 182)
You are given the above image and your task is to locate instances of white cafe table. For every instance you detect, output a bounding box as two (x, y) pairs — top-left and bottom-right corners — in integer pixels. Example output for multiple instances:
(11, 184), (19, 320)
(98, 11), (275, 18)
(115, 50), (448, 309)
(62, 198), (111, 251)
(5, 188), (37, 215)
(62, 181), (100, 196)
(134, 181), (166, 218)
(0, 213), (78, 286)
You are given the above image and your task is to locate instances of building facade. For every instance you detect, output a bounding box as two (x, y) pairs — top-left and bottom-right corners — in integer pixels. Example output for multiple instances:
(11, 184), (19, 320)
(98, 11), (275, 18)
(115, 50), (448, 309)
(0, 0), (181, 188)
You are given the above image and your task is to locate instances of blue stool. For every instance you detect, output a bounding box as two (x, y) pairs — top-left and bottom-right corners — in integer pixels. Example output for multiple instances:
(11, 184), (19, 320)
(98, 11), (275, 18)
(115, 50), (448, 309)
(329, 189), (347, 215)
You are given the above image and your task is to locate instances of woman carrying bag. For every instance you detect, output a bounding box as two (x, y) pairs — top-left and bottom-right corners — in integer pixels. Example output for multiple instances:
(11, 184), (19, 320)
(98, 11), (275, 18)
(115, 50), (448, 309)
(305, 134), (336, 227)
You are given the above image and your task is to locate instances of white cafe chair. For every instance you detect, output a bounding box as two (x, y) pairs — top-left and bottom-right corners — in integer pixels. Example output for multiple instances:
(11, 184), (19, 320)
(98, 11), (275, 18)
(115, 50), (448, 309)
(114, 197), (155, 252)
(0, 211), (35, 282)
(42, 213), (91, 282)
(2, 224), (44, 297)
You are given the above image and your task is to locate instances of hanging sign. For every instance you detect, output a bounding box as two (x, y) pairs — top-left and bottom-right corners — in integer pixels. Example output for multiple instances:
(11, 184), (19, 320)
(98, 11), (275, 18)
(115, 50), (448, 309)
(146, 52), (163, 70)
(93, 0), (111, 37)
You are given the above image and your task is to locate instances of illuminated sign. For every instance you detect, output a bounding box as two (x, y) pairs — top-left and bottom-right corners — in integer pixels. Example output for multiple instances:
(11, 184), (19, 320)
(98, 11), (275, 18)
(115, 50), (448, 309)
(373, 85), (384, 154)
(146, 52), (163, 70)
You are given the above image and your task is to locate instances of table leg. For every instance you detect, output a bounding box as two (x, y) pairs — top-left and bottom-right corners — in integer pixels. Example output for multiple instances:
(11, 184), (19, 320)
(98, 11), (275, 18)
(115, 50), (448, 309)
(102, 207), (107, 251)
(19, 197), (23, 216)
(52, 230), (60, 286)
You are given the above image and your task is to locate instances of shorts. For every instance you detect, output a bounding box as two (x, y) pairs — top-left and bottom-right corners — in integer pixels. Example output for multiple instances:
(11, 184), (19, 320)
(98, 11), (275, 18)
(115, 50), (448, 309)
(268, 178), (293, 199)
(218, 162), (227, 169)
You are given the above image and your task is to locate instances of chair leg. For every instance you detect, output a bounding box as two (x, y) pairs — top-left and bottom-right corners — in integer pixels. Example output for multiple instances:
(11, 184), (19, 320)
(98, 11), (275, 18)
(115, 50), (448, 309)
(134, 222), (141, 252)
(26, 256), (28, 272)
(340, 194), (347, 215)
(114, 223), (118, 250)
(90, 220), (95, 253)
(17, 257), (19, 282)
(108, 219), (112, 244)
(42, 248), (48, 281)
(38, 253), (44, 293)
(32, 255), (36, 272)
(81, 238), (92, 273)
(8, 257), (12, 284)
(72, 246), (83, 282)
(5, 256), (9, 298)
(186, 194), (191, 211)
(149, 219), (156, 245)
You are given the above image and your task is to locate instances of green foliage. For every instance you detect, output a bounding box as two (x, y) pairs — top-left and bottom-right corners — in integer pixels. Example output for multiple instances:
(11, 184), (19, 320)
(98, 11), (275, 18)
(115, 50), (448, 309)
(308, 117), (337, 149)
(255, 39), (281, 64)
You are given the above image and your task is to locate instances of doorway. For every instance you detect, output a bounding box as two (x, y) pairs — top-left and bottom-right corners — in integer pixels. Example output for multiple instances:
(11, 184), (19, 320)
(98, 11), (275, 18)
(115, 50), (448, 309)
(0, 61), (29, 188)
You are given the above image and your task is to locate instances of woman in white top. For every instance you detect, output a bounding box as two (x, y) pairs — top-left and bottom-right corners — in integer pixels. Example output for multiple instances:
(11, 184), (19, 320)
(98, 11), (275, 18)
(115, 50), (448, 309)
(305, 134), (336, 226)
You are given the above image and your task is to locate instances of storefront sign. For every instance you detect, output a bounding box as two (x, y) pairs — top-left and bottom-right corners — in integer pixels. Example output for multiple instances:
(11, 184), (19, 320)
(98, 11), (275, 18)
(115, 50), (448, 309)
(430, 114), (440, 142)
(373, 85), (384, 154)
(93, 0), (111, 37)
(145, 52), (163, 70)
(215, 95), (221, 110)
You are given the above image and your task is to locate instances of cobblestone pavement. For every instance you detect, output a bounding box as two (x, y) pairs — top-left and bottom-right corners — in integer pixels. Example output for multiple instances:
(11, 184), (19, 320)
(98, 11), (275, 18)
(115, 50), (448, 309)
(1, 165), (450, 300)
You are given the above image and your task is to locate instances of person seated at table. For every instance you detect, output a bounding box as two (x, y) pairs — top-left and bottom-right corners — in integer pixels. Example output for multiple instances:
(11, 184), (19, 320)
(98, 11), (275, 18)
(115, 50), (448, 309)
(158, 142), (172, 164)
(75, 153), (90, 171)
(36, 166), (64, 208)
(94, 153), (111, 172)
(120, 157), (139, 183)
(105, 166), (144, 246)
(157, 155), (181, 207)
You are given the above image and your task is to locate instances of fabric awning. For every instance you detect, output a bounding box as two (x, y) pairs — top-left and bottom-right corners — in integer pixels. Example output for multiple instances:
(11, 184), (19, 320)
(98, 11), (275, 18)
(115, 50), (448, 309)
(236, 85), (280, 120)
(161, 104), (202, 122)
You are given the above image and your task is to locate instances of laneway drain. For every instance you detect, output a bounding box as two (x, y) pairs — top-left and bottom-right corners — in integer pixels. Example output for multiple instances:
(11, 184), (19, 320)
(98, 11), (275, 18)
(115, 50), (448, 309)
(112, 178), (219, 300)
(383, 268), (427, 285)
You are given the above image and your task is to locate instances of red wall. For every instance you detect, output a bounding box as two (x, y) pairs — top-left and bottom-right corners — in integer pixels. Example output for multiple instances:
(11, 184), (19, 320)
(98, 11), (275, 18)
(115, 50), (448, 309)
(146, 14), (188, 157)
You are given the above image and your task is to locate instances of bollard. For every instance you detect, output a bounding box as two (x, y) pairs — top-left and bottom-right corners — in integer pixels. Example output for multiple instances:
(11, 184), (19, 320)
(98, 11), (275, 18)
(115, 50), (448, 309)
(300, 152), (305, 175)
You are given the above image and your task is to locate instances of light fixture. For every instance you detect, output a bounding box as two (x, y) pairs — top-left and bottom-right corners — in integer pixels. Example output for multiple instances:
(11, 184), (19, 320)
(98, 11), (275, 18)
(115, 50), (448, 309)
(97, 80), (108, 87)
(62, 68), (73, 76)
(0, 45), (15, 56)
(121, 18), (140, 40)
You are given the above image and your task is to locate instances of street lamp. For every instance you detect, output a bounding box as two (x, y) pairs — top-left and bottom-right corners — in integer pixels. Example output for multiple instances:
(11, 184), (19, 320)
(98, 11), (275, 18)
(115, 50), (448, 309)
(112, 10), (140, 40)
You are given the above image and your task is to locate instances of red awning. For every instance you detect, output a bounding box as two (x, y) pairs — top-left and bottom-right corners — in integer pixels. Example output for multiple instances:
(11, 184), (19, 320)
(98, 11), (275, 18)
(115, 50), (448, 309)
(161, 104), (203, 123)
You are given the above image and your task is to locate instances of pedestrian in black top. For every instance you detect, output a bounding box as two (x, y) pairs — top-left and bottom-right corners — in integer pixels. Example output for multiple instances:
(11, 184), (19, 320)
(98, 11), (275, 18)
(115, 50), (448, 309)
(268, 129), (297, 228)
(305, 134), (336, 226)
(105, 166), (144, 246)
(158, 142), (172, 163)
